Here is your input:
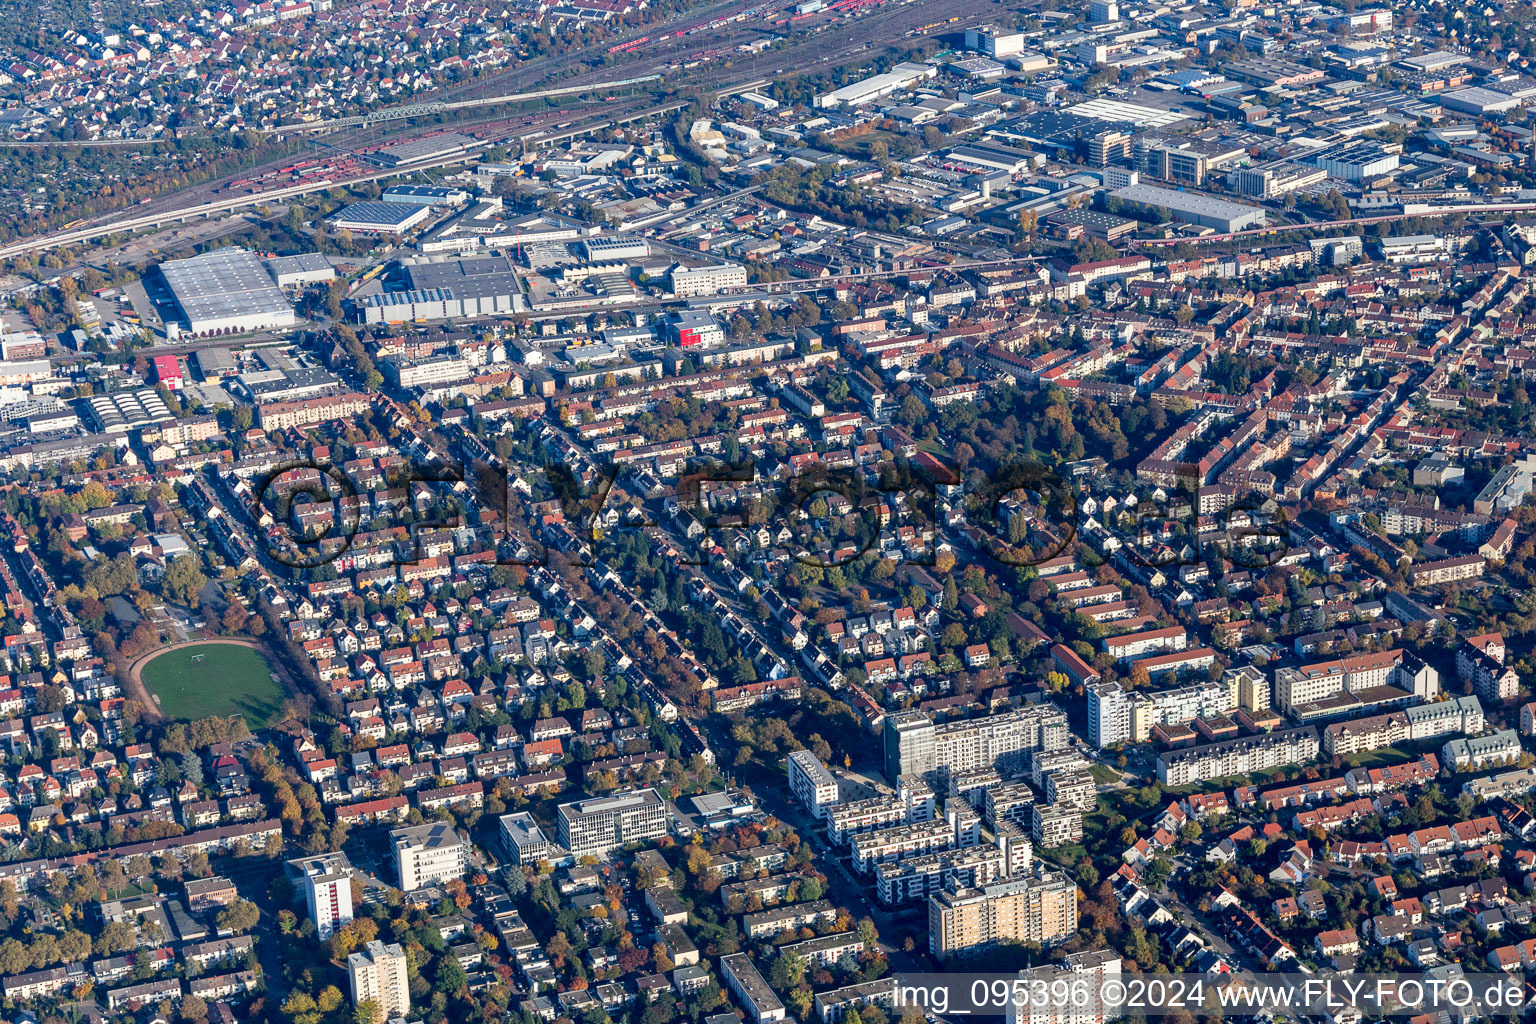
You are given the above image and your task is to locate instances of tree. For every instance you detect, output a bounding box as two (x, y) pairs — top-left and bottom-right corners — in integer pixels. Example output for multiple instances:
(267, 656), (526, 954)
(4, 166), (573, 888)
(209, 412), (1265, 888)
(769, 951), (807, 990)
(216, 899), (260, 934)
(94, 920), (136, 956)
(59, 930), (92, 963)
(547, 930), (572, 967)
(163, 554), (208, 607)
(354, 1001), (383, 1024)
(434, 954), (468, 996)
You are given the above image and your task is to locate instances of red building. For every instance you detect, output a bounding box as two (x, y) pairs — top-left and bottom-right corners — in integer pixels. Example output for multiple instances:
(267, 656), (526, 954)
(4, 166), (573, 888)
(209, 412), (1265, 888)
(151, 354), (183, 390)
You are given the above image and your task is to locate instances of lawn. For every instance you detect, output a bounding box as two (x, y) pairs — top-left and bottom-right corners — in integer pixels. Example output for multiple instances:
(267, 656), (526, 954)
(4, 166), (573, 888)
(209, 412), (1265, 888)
(141, 643), (286, 728)
(1088, 764), (1121, 785)
(1342, 745), (1411, 769)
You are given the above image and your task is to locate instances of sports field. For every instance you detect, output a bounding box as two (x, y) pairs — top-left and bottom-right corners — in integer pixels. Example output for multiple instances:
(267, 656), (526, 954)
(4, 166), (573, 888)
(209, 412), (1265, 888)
(140, 642), (286, 727)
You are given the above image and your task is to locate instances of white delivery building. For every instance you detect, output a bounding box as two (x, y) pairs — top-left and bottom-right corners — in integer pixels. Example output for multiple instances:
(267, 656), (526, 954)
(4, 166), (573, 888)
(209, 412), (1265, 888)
(159, 247), (298, 337)
(816, 62), (938, 109)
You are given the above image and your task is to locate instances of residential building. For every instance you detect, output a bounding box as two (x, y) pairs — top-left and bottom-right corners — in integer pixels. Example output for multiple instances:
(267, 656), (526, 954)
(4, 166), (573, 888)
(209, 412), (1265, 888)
(347, 941), (410, 1020)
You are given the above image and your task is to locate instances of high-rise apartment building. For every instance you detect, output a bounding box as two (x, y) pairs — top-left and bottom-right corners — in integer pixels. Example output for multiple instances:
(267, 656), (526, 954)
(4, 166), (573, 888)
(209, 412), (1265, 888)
(1224, 666), (1271, 713)
(348, 941), (410, 1020)
(1007, 950), (1123, 1024)
(883, 705), (1067, 783)
(928, 872), (1078, 957)
(289, 852), (354, 940)
(787, 749), (841, 821)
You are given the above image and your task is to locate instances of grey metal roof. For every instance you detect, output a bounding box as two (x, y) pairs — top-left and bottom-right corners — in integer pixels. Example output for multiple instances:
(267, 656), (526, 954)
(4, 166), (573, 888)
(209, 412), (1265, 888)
(160, 248), (295, 330)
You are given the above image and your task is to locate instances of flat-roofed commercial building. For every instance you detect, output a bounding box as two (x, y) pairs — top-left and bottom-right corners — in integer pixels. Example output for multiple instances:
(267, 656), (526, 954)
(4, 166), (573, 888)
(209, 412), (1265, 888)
(327, 201), (431, 236)
(361, 253), (529, 324)
(943, 143), (1035, 174)
(1110, 183), (1268, 233)
(390, 822), (468, 892)
(1229, 160), (1329, 199)
(1134, 135), (1248, 186)
(264, 253), (335, 288)
(159, 248), (298, 336)
(669, 263), (748, 297)
(1440, 86), (1521, 116)
(1047, 208), (1138, 242)
(964, 26), (1026, 58)
(815, 62), (938, 108)
(556, 788), (667, 857)
(499, 811), (564, 865)
(1313, 142), (1400, 182)
(381, 185), (470, 206)
(1476, 455), (1536, 514)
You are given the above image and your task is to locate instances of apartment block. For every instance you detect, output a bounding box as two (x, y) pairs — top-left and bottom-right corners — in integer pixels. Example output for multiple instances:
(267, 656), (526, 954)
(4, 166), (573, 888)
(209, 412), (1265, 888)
(929, 873), (1078, 957)
(1156, 727), (1321, 786)
(289, 852), (354, 941)
(1102, 626), (1187, 665)
(1031, 803), (1084, 848)
(1273, 650), (1403, 710)
(883, 705), (1068, 783)
(873, 843), (1015, 906)
(850, 818), (957, 874)
(347, 941), (410, 1020)
(1007, 950), (1124, 1024)
(826, 779), (935, 847)
(787, 749), (841, 822)
(742, 900), (839, 939)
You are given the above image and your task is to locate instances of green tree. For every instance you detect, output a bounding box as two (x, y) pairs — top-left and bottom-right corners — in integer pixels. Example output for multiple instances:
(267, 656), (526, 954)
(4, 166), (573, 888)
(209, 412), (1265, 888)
(163, 554), (208, 607)
(216, 899), (260, 934)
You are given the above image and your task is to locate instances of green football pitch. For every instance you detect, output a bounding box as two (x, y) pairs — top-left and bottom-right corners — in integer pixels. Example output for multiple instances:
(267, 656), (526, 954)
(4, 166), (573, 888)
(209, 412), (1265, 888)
(140, 643), (286, 728)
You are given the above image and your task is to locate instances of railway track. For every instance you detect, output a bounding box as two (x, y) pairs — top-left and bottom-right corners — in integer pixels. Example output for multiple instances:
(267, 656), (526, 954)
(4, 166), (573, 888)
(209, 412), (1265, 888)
(0, 0), (988, 257)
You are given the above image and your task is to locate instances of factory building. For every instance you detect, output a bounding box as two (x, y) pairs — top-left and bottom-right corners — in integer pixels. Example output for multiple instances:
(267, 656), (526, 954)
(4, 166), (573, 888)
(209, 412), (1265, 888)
(964, 26), (1026, 58)
(360, 253), (529, 324)
(1312, 142), (1400, 182)
(668, 263), (748, 297)
(327, 202), (431, 236)
(815, 62), (938, 109)
(381, 185), (470, 207)
(158, 248), (298, 337)
(373, 132), (478, 168)
(264, 253), (336, 289)
(83, 388), (177, 434)
(1110, 183), (1268, 233)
